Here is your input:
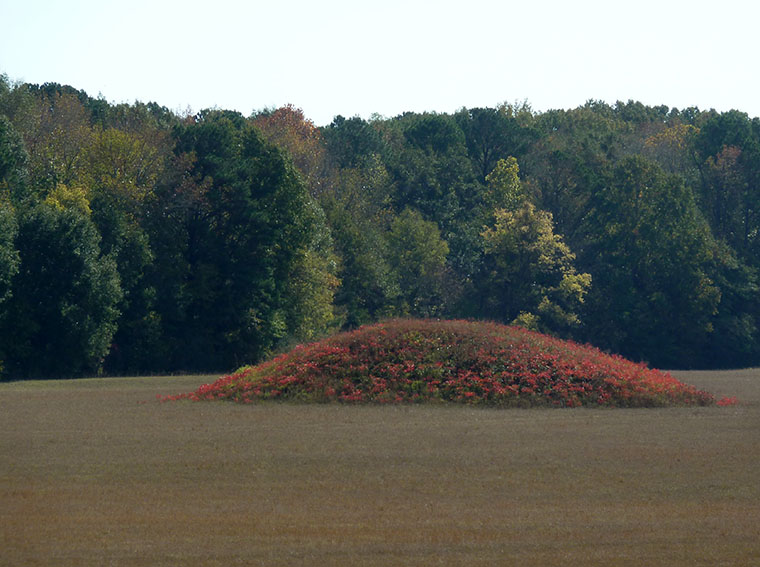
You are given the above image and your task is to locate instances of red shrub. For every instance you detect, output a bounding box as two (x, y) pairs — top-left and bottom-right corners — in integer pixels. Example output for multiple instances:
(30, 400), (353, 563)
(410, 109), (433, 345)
(161, 319), (724, 408)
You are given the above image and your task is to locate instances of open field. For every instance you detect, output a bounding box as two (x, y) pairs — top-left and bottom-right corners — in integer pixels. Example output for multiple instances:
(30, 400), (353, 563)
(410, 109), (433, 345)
(1, 370), (759, 566)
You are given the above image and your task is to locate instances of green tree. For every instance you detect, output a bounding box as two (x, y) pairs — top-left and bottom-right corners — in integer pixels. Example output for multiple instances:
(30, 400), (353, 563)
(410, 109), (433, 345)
(0, 202), (122, 378)
(322, 115), (385, 169)
(151, 109), (335, 370)
(694, 110), (755, 160)
(280, 194), (340, 341)
(0, 201), (17, 308)
(0, 115), (29, 204)
(383, 112), (481, 291)
(700, 243), (760, 367)
(522, 104), (627, 245)
(480, 201), (591, 333)
(320, 162), (400, 328)
(689, 111), (760, 269)
(387, 112), (477, 226)
(484, 156), (524, 211)
(81, 126), (171, 372)
(581, 156), (722, 366)
(386, 208), (450, 317)
(0, 116), (26, 375)
(703, 145), (747, 245)
(105, 100), (180, 133)
(455, 106), (538, 183)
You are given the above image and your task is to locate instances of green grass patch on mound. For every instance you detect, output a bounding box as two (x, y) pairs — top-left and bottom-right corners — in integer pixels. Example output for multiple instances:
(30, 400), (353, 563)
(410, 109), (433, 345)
(162, 319), (733, 407)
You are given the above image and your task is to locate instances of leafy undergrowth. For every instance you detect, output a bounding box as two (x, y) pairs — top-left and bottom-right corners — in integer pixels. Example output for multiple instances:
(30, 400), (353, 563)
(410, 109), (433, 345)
(162, 319), (735, 408)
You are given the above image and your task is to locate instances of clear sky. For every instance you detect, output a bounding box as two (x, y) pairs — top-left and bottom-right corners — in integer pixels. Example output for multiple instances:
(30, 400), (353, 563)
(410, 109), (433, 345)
(2, 0), (758, 126)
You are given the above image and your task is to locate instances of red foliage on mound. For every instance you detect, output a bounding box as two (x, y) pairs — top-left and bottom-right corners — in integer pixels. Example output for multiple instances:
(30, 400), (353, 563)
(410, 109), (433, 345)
(162, 319), (724, 407)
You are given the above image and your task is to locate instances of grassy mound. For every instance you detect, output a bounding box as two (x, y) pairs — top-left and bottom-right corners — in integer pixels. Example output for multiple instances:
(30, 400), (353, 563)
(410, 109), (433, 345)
(163, 319), (726, 407)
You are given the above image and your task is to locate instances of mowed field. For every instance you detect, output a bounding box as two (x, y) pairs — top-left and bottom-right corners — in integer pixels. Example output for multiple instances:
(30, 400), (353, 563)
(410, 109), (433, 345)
(1, 369), (758, 566)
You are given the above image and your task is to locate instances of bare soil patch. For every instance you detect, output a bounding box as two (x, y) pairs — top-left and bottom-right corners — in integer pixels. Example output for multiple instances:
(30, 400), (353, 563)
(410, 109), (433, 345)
(1, 371), (758, 566)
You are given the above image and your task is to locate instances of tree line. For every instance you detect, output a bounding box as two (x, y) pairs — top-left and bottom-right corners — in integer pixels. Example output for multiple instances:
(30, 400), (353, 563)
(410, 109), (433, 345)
(1, 75), (759, 378)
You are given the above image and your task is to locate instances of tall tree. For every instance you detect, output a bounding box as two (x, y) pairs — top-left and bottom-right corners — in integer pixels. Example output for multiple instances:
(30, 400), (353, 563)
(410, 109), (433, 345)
(479, 201), (590, 334)
(0, 201), (17, 309)
(0, 117), (25, 375)
(456, 106), (537, 183)
(581, 156), (723, 366)
(252, 105), (329, 197)
(14, 92), (94, 192)
(322, 115), (385, 169)
(320, 161), (399, 328)
(0, 115), (29, 204)
(0, 202), (122, 378)
(150, 109), (335, 370)
(521, 104), (629, 247)
(82, 126), (171, 373)
(385, 112), (479, 277)
(483, 156), (524, 211)
(386, 208), (450, 317)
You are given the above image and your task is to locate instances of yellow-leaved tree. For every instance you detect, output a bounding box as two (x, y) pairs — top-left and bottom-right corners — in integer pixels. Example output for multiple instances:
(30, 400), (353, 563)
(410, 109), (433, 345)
(479, 157), (591, 333)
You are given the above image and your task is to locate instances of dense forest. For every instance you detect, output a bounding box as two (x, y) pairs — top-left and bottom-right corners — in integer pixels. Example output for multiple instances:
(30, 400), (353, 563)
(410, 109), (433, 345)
(1, 74), (760, 378)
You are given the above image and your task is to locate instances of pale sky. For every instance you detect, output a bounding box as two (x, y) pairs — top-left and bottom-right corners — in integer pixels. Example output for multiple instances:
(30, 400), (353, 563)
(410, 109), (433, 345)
(1, 0), (759, 125)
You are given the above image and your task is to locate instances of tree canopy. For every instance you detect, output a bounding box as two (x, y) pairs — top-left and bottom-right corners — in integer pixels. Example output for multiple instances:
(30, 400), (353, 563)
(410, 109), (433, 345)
(3, 75), (760, 377)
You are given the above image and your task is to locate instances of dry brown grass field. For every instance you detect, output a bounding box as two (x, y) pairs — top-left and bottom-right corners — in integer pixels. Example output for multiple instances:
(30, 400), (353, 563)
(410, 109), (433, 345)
(1, 369), (759, 566)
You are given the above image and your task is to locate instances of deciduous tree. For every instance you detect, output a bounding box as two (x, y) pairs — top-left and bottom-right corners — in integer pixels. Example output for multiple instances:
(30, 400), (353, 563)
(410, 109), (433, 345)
(0, 202), (122, 378)
(480, 201), (591, 333)
(151, 109), (336, 369)
(582, 156), (722, 366)
(386, 208), (449, 316)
